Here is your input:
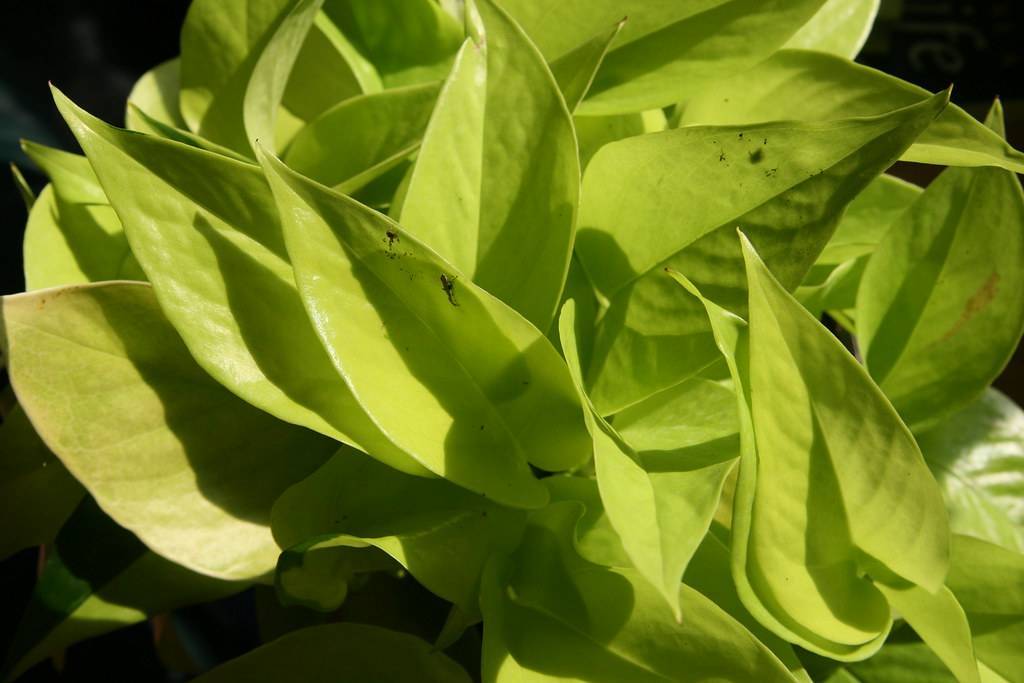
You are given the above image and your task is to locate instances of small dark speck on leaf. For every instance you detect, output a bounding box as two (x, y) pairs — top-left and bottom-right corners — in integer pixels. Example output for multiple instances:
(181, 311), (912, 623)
(748, 149), (764, 164)
(738, 132), (744, 139)
(765, 168), (778, 178)
(385, 230), (399, 248)
(763, 138), (768, 145)
(719, 151), (727, 162)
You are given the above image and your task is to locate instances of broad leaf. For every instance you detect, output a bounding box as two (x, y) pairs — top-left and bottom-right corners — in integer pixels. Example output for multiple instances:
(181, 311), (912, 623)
(192, 623), (472, 683)
(285, 81), (441, 190)
(501, 0), (827, 115)
(1, 282), (334, 580)
(54, 88), (428, 476)
(480, 503), (800, 682)
(575, 109), (667, 170)
(549, 19), (624, 113)
(0, 405), (83, 560)
(399, 0), (579, 329)
(857, 104), (1024, 430)
(917, 389), (1024, 552)
(946, 535), (1024, 683)
(272, 448), (525, 614)
(577, 91), (948, 413)
(322, 0), (464, 89)
(671, 234), (949, 658)
(679, 50), (1024, 174)
(559, 300), (735, 618)
(783, 0), (880, 58)
(20, 141), (142, 289)
(125, 58), (187, 131)
(242, 0), (323, 152)
(179, 0), (294, 152)
(260, 149), (590, 507)
(2, 498), (242, 682)
(876, 583), (980, 683)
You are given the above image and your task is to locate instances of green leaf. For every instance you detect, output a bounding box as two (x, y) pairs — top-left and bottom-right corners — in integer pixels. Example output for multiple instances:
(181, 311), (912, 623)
(260, 148), (590, 506)
(614, 376), (739, 465)
(549, 18), (625, 113)
(917, 389), (1024, 552)
(191, 623), (473, 683)
(53, 88), (427, 475)
(125, 104), (253, 161)
(783, 0), (880, 58)
(670, 234), (949, 659)
(577, 91), (949, 414)
(679, 50), (1024, 174)
(279, 10), (380, 126)
(876, 583), (981, 683)
(9, 162), (34, 210)
(815, 174), (922, 267)
(797, 174), (921, 317)
(242, 0), (324, 153)
(559, 300), (735, 619)
(946, 535), (1024, 683)
(501, 0), (826, 115)
(125, 58), (187, 131)
(323, 0), (464, 89)
(574, 109), (667, 170)
(857, 111), (1024, 430)
(274, 534), (396, 612)
(2, 498), (241, 682)
(0, 405), (83, 561)
(272, 448), (525, 614)
(19, 140), (143, 289)
(179, 0), (294, 152)
(480, 503), (800, 682)
(0, 282), (334, 580)
(284, 81), (441, 190)
(398, 0), (579, 329)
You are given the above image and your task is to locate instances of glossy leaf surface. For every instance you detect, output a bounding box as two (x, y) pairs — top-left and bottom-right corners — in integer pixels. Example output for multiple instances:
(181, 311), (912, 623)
(578, 92), (948, 413)
(672, 234), (949, 658)
(1, 282), (334, 580)
(399, 0), (579, 329)
(262, 150), (590, 507)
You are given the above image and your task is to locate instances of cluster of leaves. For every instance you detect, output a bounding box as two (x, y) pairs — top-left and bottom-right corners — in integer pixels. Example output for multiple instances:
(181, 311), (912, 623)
(3, 0), (1024, 681)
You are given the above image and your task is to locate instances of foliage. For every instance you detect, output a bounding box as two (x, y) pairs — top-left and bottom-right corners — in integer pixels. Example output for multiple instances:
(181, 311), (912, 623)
(3, 0), (1024, 681)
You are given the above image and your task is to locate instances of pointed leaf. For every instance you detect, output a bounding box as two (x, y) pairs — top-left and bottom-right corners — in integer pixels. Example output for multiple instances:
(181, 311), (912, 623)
(670, 233), (949, 658)
(0, 282), (334, 580)
(559, 300), (734, 618)
(399, 0), (579, 329)
(53, 89), (426, 475)
(179, 0), (293, 151)
(261, 150), (590, 506)
(857, 123), (1024, 429)
(18, 140), (143, 289)
(680, 50), (1024, 174)
(192, 623), (472, 683)
(501, 0), (827, 115)
(549, 19), (625, 112)
(9, 163), (34, 210)
(323, 0), (464, 89)
(480, 503), (800, 682)
(578, 92), (948, 413)
(946, 535), (1024, 682)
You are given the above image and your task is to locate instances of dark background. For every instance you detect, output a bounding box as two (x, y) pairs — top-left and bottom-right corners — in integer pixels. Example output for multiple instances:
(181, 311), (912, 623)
(0, 1), (1022, 680)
